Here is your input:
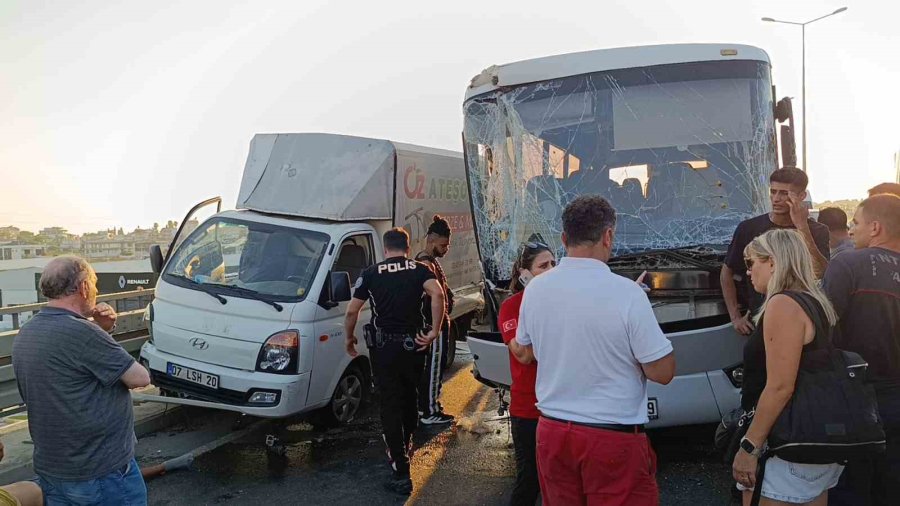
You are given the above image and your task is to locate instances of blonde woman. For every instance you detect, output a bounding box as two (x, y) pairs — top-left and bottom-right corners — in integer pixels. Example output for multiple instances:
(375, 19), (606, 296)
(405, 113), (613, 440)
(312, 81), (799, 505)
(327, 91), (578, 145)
(732, 229), (844, 505)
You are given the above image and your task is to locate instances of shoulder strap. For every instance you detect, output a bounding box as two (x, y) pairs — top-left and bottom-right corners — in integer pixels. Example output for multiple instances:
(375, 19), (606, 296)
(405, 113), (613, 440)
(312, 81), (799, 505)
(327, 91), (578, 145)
(750, 452), (771, 506)
(780, 291), (832, 351)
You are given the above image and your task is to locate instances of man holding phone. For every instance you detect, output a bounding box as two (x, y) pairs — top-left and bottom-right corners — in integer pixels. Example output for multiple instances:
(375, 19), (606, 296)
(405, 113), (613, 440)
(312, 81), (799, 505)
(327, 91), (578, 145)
(720, 167), (830, 335)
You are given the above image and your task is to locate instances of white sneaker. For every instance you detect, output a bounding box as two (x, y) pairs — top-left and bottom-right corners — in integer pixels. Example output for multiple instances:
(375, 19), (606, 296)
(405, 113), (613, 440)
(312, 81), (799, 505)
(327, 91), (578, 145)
(420, 413), (455, 425)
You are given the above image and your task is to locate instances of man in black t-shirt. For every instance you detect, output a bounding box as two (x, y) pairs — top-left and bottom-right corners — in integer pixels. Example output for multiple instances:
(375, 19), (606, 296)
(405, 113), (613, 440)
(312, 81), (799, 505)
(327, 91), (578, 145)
(824, 194), (900, 506)
(344, 227), (445, 496)
(721, 168), (830, 334)
(415, 215), (456, 425)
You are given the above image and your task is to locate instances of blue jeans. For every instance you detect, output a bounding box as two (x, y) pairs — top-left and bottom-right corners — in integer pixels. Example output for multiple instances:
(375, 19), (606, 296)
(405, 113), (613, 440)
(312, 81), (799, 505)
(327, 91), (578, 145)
(38, 458), (147, 506)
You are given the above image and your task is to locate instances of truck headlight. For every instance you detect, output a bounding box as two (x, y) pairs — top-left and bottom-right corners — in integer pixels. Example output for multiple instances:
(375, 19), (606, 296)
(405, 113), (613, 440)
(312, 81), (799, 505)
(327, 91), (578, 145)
(256, 330), (299, 374)
(143, 303), (154, 345)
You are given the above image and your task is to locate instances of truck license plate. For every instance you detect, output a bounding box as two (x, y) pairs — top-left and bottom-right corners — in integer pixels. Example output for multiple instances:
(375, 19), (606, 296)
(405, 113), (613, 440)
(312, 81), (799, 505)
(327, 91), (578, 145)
(648, 398), (659, 420)
(167, 362), (219, 390)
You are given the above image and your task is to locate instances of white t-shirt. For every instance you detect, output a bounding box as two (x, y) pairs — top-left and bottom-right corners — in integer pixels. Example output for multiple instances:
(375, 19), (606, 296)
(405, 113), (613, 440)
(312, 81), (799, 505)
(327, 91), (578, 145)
(516, 257), (673, 424)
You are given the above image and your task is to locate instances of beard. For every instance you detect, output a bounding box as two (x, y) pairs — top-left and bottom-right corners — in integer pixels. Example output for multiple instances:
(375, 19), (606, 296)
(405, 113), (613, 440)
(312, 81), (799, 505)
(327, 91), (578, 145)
(82, 293), (98, 317)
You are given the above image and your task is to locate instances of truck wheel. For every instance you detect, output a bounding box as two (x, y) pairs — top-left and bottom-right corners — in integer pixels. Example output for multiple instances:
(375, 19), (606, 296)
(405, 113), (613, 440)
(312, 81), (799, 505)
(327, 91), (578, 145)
(443, 328), (456, 371)
(442, 319), (467, 371)
(319, 366), (366, 427)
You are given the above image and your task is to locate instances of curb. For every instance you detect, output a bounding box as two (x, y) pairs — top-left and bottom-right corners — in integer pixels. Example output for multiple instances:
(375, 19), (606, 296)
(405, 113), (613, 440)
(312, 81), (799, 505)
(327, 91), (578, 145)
(0, 406), (185, 485)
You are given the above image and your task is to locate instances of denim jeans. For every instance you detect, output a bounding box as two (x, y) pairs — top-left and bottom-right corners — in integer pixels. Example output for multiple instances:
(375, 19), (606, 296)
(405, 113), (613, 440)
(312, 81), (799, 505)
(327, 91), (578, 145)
(38, 458), (147, 506)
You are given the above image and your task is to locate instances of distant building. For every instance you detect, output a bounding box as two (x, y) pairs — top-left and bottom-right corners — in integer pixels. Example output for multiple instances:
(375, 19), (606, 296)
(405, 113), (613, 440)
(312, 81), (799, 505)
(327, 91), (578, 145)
(82, 237), (135, 259)
(0, 243), (46, 261)
(38, 227), (69, 242)
(59, 237), (82, 253)
(0, 217), (202, 262)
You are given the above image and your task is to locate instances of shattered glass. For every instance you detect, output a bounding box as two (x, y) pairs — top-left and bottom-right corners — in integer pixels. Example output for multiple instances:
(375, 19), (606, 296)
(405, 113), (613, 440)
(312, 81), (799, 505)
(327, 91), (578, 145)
(463, 60), (776, 283)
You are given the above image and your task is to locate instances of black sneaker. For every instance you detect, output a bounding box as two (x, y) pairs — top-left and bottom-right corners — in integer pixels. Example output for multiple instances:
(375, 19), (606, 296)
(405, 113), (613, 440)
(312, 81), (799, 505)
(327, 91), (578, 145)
(384, 475), (413, 495)
(420, 412), (455, 425)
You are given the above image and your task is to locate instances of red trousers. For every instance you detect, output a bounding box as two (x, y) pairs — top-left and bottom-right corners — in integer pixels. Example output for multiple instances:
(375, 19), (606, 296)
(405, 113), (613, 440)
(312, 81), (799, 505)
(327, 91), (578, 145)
(536, 416), (659, 506)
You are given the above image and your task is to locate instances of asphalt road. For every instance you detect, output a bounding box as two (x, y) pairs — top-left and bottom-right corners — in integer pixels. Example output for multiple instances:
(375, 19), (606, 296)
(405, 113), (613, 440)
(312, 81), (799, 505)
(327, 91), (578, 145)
(141, 344), (739, 506)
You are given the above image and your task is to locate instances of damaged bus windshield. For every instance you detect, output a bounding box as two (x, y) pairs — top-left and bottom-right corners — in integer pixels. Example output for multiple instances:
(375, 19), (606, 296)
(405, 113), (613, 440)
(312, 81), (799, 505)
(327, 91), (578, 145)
(463, 59), (776, 282)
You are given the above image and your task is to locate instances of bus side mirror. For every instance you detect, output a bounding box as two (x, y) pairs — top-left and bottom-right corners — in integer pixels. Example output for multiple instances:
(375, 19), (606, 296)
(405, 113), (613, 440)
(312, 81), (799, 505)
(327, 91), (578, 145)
(780, 125), (797, 169)
(775, 97), (797, 169)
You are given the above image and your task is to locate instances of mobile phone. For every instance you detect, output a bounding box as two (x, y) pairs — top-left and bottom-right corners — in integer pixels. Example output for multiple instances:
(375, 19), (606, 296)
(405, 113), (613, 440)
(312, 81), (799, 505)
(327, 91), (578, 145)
(518, 269), (534, 287)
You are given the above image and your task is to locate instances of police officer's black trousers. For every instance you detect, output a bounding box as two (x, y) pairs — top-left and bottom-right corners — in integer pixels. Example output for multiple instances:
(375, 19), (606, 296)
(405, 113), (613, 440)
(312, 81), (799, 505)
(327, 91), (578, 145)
(372, 340), (425, 476)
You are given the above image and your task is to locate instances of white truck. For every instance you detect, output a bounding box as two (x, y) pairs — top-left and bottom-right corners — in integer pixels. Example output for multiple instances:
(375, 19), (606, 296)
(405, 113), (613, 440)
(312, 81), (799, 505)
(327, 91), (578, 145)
(138, 133), (484, 424)
(463, 44), (799, 428)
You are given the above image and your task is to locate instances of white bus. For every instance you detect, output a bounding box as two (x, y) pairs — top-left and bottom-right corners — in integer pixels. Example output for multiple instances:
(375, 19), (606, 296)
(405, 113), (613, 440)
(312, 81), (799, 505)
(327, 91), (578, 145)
(463, 44), (798, 427)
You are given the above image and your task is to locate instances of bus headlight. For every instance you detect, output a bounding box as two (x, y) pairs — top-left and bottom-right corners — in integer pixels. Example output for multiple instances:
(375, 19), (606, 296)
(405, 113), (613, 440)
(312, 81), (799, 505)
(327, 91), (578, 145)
(724, 365), (744, 388)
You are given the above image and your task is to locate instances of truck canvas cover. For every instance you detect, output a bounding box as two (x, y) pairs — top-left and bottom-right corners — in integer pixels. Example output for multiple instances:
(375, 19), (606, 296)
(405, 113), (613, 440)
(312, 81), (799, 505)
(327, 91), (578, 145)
(237, 133), (396, 221)
(237, 132), (483, 292)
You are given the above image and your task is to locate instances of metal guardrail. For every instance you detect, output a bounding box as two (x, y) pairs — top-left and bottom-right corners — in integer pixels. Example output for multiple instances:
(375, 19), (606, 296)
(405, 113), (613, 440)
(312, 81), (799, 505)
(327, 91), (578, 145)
(0, 289), (155, 413)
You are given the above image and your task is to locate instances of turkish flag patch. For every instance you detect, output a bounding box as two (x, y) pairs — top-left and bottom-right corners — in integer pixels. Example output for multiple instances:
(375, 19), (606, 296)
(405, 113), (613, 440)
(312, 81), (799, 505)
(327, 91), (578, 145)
(502, 318), (517, 333)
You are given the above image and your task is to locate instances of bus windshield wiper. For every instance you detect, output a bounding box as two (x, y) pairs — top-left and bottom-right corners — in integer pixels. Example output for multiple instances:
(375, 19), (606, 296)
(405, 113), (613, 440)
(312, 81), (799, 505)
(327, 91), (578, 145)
(169, 274), (227, 305)
(220, 285), (284, 312)
(610, 245), (722, 272)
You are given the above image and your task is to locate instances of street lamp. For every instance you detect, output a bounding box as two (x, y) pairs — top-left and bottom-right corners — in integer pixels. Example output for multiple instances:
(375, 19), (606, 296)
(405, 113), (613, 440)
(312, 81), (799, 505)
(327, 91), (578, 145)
(762, 7), (848, 172)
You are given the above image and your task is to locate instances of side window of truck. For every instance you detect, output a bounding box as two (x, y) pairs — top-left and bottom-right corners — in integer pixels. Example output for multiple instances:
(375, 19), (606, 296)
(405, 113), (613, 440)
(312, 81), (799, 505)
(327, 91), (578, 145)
(334, 234), (374, 283)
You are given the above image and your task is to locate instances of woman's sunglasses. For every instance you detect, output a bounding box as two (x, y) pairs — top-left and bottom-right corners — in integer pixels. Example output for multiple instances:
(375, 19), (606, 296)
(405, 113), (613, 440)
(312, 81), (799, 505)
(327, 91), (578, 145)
(523, 241), (549, 250)
(519, 241), (555, 266)
(745, 257), (769, 269)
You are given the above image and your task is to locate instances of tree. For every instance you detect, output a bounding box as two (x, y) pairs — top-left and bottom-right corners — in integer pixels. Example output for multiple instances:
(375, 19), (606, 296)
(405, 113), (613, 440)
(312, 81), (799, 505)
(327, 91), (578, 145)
(153, 222), (160, 233)
(17, 231), (36, 243)
(118, 227), (125, 236)
(0, 227), (20, 241)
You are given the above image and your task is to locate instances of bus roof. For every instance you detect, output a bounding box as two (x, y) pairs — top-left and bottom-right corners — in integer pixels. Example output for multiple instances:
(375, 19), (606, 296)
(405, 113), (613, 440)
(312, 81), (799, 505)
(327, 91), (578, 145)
(465, 43), (771, 100)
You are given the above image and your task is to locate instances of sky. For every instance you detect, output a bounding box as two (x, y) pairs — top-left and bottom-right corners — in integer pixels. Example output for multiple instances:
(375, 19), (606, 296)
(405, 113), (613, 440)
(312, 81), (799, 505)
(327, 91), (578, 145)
(1, 0), (897, 234)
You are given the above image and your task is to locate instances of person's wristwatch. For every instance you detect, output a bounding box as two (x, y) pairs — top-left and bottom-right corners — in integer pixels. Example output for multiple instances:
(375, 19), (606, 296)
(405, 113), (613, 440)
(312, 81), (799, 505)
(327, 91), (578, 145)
(740, 436), (763, 457)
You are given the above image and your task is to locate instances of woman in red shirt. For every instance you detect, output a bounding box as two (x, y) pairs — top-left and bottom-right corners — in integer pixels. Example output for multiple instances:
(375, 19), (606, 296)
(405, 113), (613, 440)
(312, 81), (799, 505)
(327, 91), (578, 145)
(499, 242), (556, 506)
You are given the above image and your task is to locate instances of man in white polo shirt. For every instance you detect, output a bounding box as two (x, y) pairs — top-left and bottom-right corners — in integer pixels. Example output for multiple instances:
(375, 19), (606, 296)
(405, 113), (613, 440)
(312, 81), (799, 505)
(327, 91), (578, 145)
(515, 195), (675, 506)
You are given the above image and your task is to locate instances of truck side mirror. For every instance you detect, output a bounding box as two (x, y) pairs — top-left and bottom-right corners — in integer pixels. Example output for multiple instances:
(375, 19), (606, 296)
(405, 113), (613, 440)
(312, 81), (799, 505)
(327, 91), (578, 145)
(330, 272), (352, 303)
(318, 271), (352, 309)
(150, 245), (164, 274)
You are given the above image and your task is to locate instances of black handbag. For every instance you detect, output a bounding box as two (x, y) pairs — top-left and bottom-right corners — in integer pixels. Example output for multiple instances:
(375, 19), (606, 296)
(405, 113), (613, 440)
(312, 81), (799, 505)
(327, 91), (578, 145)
(765, 291), (886, 464)
(715, 407), (754, 465)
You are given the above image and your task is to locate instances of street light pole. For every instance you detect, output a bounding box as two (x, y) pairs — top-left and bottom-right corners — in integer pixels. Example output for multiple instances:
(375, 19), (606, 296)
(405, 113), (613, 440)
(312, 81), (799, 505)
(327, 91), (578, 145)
(762, 7), (847, 173)
(802, 22), (806, 173)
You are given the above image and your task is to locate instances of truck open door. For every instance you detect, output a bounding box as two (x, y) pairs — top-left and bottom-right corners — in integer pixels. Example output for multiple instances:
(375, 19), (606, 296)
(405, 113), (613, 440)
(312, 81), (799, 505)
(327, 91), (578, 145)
(149, 197), (222, 274)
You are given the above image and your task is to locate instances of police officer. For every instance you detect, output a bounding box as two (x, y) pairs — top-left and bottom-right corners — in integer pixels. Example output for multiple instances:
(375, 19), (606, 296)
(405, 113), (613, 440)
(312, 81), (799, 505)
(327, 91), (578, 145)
(415, 215), (456, 425)
(344, 227), (445, 495)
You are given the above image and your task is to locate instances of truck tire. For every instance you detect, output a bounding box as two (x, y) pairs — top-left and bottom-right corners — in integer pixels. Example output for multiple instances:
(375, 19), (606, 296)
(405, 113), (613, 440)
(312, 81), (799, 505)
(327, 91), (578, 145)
(315, 365), (367, 427)
(443, 326), (456, 371)
(443, 317), (469, 371)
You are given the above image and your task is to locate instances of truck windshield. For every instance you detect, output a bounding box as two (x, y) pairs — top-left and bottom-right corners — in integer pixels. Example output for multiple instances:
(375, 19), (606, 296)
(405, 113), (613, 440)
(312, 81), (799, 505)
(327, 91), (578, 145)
(163, 217), (330, 302)
(463, 59), (776, 281)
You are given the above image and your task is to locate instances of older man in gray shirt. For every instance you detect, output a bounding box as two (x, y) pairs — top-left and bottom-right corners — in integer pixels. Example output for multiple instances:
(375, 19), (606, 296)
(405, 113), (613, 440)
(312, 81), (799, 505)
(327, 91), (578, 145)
(13, 256), (151, 505)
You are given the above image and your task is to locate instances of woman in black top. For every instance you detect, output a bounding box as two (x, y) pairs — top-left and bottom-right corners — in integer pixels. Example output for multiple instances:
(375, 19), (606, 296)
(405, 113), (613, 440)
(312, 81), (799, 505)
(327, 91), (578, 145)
(732, 229), (843, 505)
